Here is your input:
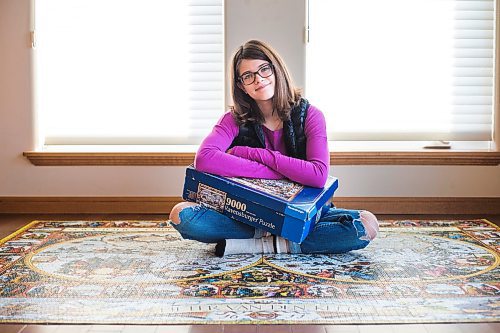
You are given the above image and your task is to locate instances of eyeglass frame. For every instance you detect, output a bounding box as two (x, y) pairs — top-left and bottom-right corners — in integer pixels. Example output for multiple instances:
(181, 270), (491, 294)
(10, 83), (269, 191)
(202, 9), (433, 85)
(237, 63), (274, 86)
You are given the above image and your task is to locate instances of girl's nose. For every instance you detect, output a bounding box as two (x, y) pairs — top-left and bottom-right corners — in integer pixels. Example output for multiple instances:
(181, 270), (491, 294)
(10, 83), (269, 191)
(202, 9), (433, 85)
(254, 74), (265, 84)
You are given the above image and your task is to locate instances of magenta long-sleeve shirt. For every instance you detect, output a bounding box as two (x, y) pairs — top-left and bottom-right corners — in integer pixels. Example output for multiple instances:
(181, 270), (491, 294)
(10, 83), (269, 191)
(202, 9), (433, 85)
(194, 105), (330, 188)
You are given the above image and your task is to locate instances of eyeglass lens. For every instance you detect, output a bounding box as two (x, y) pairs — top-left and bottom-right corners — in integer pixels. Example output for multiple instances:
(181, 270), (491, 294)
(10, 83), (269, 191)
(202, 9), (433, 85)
(240, 64), (273, 85)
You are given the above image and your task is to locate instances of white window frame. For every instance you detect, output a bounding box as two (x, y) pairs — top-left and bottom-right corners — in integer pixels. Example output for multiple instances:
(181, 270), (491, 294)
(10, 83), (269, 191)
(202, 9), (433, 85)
(34, 0), (224, 147)
(306, 0), (498, 145)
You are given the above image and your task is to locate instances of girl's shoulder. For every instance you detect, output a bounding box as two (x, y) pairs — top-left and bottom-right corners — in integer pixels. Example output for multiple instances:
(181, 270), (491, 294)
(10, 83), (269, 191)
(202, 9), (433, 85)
(306, 103), (326, 122)
(306, 103), (323, 115)
(214, 110), (240, 135)
(217, 110), (238, 126)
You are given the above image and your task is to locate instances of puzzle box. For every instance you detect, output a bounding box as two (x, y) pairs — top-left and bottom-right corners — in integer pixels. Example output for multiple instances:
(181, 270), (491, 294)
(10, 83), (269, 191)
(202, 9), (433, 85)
(182, 165), (339, 243)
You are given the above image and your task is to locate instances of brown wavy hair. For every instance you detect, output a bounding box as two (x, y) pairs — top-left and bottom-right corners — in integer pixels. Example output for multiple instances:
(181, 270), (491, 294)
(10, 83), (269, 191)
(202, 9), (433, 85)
(230, 40), (302, 125)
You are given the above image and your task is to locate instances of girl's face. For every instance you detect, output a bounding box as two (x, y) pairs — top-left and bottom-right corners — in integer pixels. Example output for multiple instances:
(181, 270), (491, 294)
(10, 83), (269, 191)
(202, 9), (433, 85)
(238, 59), (275, 102)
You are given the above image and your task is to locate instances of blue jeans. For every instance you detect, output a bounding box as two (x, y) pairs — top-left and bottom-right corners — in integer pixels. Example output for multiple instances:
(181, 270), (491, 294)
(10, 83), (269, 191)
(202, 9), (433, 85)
(171, 204), (371, 254)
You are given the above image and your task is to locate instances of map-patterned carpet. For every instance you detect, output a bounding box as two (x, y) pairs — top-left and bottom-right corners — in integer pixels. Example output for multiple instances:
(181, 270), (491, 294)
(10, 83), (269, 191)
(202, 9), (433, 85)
(0, 219), (498, 324)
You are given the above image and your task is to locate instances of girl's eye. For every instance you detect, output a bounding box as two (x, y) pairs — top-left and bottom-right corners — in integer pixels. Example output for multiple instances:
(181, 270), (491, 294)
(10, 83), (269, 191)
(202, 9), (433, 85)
(261, 66), (271, 74)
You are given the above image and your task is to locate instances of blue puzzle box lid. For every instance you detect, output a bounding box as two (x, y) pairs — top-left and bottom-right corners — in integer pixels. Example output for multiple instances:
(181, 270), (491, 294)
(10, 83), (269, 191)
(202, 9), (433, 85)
(184, 165), (339, 220)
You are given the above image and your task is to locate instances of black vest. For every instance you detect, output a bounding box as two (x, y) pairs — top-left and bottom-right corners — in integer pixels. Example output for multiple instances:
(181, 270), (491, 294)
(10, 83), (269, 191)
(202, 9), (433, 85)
(229, 98), (309, 160)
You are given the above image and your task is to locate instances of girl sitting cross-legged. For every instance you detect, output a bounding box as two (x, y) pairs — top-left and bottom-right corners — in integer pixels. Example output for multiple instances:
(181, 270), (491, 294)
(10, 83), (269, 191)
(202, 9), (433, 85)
(169, 40), (379, 256)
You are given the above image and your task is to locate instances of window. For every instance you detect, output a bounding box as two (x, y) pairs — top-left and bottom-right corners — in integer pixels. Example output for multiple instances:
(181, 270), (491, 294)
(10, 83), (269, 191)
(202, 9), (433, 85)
(306, 0), (495, 141)
(35, 0), (223, 145)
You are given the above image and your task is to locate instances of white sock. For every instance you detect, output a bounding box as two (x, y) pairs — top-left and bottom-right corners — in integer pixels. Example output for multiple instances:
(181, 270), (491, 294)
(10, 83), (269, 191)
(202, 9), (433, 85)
(224, 238), (270, 255)
(275, 236), (289, 254)
(223, 236), (290, 255)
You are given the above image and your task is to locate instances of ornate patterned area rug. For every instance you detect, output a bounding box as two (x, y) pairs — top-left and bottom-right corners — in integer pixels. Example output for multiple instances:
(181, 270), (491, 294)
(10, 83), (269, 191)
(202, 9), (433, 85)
(0, 219), (499, 324)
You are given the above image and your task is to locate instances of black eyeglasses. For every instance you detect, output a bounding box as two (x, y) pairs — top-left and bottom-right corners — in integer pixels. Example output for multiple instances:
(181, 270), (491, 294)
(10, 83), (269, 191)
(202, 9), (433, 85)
(238, 63), (274, 85)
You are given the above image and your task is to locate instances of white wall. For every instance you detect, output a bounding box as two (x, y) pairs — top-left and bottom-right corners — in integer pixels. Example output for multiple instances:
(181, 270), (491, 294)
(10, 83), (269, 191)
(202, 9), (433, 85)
(0, 0), (499, 198)
(225, 0), (306, 106)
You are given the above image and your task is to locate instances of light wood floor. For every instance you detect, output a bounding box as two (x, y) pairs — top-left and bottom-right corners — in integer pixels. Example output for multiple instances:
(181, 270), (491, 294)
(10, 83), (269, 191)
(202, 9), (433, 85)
(0, 213), (499, 333)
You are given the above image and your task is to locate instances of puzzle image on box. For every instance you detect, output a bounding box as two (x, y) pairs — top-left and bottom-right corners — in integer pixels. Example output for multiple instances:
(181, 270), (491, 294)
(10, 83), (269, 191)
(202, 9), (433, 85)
(196, 183), (227, 212)
(229, 177), (304, 201)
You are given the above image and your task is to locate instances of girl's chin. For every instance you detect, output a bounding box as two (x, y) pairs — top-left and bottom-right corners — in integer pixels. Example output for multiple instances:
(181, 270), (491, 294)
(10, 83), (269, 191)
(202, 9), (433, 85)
(252, 92), (275, 101)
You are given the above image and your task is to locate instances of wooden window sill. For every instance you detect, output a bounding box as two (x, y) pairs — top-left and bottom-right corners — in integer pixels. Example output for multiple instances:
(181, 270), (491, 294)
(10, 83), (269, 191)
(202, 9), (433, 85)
(23, 142), (500, 166)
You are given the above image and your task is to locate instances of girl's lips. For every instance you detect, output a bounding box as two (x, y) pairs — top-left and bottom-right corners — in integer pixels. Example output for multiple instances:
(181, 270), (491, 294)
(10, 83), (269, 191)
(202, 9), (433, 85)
(255, 83), (269, 91)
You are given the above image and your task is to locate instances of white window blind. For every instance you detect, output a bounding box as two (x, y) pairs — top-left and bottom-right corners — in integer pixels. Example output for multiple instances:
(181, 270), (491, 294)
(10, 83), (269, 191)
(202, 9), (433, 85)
(306, 0), (495, 141)
(35, 0), (223, 145)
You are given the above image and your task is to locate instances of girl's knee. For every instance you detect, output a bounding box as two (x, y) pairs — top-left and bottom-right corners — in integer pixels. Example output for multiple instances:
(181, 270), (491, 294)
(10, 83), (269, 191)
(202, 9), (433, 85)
(169, 202), (199, 225)
(360, 210), (379, 240)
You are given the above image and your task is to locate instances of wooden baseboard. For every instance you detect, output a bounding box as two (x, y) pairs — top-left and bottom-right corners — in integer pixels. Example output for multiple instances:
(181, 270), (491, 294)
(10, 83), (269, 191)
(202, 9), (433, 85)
(0, 197), (179, 214)
(0, 197), (499, 215)
(333, 197), (500, 215)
